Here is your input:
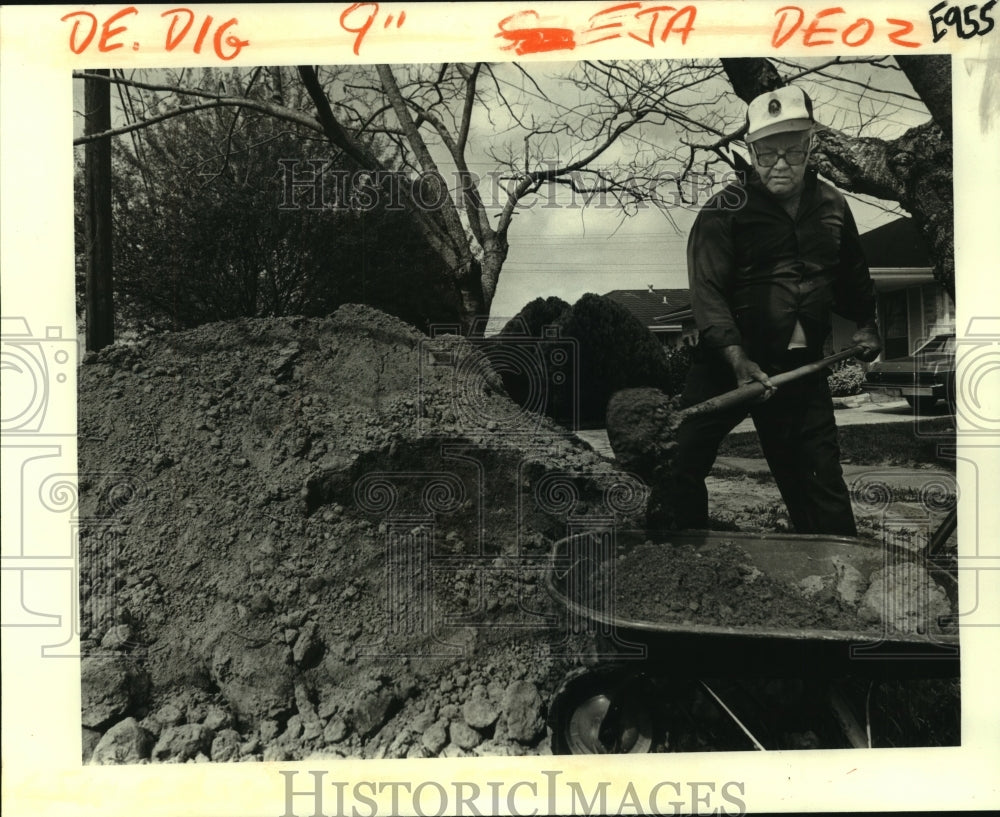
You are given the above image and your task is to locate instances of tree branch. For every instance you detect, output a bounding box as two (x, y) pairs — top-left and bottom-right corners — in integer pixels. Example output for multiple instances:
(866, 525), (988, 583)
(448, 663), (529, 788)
(73, 99), (321, 146)
(297, 65), (379, 169)
(456, 63), (480, 156)
(895, 55), (951, 139)
(375, 64), (470, 269)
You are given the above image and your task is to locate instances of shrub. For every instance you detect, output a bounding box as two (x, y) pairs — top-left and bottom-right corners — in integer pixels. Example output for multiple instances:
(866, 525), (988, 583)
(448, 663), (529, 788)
(554, 293), (673, 427)
(75, 71), (462, 334)
(661, 342), (694, 396)
(484, 297), (573, 417)
(496, 296), (571, 337)
(488, 294), (693, 428)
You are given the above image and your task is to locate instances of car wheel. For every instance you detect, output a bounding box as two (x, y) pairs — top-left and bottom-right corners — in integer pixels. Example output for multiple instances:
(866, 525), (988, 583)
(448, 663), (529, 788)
(905, 396), (938, 414)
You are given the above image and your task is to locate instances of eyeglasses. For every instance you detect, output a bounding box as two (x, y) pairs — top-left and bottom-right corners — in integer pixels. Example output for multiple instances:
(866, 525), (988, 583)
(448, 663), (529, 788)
(752, 146), (809, 167)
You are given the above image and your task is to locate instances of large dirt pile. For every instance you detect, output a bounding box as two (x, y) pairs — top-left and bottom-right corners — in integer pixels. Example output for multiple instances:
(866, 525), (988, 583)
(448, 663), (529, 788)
(77, 304), (645, 763)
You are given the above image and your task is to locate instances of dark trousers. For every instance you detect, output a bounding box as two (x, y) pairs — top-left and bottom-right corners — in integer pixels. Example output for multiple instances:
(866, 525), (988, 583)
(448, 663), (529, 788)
(665, 351), (857, 536)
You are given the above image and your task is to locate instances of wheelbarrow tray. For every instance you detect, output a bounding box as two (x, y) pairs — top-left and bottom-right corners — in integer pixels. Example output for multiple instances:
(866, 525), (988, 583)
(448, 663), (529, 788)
(545, 529), (959, 678)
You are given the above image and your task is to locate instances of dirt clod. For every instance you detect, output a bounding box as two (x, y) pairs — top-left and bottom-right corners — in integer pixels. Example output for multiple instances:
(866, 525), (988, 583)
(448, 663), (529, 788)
(153, 703), (184, 727)
(463, 689), (500, 730)
(421, 721), (448, 754)
(90, 717), (154, 765)
(82, 728), (102, 763)
(323, 717), (349, 744)
(208, 634), (295, 724)
(152, 724), (213, 763)
(502, 681), (546, 744)
(80, 657), (150, 731)
(859, 563), (953, 635)
(100, 623), (135, 651)
(449, 720), (483, 750)
(210, 729), (243, 762)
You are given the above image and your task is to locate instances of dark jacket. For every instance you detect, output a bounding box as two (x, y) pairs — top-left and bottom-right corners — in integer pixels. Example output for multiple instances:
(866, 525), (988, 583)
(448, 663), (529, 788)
(687, 170), (878, 371)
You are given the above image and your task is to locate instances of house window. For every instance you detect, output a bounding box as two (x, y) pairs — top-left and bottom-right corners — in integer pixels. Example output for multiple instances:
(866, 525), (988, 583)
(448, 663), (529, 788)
(881, 290), (909, 359)
(923, 283), (955, 337)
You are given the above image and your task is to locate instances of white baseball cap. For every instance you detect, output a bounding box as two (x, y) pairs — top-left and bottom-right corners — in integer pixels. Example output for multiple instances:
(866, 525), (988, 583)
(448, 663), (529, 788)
(745, 86), (814, 143)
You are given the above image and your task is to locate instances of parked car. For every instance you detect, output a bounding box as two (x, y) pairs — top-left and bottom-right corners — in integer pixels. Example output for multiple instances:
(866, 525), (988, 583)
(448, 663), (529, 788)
(862, 333), (956, 413)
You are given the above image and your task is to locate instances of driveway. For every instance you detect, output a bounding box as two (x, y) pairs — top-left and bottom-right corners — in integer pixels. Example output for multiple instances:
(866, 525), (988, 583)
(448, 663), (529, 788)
(732, 396), (950, 433)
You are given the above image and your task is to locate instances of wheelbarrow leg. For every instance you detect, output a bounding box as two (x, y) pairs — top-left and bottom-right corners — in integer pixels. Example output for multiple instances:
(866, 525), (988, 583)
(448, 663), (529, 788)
(927, 507), (958, 557)
(828, 681), (869, 749)
(699, 681), (767, 751)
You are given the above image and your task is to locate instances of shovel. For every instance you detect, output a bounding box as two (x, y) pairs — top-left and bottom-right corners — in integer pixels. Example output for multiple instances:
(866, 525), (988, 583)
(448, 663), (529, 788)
(669, 345), (866, 428)
(643, 345), (866, 531)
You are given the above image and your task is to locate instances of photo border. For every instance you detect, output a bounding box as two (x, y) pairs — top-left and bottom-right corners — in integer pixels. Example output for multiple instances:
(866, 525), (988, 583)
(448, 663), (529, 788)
(2, 2), (998, 815)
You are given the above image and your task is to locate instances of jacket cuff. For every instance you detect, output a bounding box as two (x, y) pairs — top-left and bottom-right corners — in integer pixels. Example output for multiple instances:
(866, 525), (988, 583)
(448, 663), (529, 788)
(700, 325), (743, 349)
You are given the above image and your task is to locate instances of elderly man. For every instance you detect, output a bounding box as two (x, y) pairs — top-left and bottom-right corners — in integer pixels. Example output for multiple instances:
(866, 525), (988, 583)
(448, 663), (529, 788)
(654, 85), (882, 536)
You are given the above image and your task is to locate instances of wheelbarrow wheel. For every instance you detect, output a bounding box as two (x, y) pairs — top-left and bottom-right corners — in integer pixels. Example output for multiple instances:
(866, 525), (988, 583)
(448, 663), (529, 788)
(549, 667), (658, 754)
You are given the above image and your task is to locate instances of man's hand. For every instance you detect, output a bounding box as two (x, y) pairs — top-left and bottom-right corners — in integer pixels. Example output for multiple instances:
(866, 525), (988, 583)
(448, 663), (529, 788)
(851, 325), (883, 362)
(721, 345), (775, 400)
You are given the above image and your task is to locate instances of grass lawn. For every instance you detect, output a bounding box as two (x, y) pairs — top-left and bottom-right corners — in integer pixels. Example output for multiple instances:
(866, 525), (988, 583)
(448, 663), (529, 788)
(717, 417), (956, 468)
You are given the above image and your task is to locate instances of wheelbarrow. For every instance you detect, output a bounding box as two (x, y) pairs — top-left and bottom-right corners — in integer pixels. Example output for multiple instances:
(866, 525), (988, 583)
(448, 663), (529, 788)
(543, 528), (960, 754)
(544, 346), (960, 753)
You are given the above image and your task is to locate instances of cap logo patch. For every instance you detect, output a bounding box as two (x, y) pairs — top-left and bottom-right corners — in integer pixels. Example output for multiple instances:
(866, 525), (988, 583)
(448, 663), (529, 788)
(768, 98), (781, 116)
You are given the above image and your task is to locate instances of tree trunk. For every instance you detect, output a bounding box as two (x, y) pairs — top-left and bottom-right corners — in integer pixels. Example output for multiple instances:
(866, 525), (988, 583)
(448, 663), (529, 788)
(479, 236), (509, 313)
(457, 259), (488, 337)
(84, 69), (114, 351)
(896, 55), (951, 140)
(719, 57), (783, 102)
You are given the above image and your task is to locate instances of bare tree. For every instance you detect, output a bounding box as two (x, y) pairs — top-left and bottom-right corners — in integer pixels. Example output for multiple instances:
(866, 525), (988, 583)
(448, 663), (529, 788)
(74, 62), (727, 332)
(74, 56), (954, 337)
(295, 62), (728, 326)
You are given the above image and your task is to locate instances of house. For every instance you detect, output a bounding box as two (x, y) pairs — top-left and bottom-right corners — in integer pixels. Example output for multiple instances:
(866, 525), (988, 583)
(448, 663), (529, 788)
(608, 218), (953, 360)
(830, 217), (954, 360)
(602, 286), (696, 348)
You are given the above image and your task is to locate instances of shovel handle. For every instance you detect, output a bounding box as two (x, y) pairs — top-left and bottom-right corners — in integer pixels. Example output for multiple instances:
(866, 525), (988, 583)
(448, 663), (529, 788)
(675, 345), (865, 423)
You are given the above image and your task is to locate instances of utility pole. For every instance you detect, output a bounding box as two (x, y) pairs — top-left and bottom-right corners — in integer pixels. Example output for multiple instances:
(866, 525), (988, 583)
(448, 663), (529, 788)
(84, 69), (114, 351)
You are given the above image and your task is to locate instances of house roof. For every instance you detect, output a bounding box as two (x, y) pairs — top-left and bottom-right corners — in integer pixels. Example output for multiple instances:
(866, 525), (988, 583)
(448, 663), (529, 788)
(860, 217), (933, 269)
(603, 288), (692, 327)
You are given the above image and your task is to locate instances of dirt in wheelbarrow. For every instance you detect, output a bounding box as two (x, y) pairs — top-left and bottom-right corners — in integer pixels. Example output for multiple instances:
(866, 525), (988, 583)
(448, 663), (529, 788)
(605, 541), (955, 635)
